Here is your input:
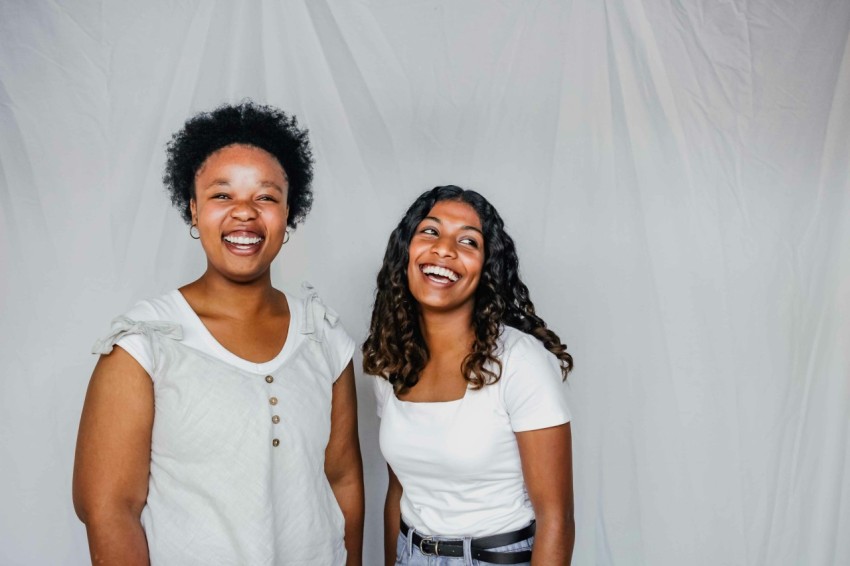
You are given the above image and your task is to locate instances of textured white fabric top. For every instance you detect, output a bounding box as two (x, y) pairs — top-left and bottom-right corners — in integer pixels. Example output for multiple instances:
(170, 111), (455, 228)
(374, 325), (571, 537)
(94, 285), (355, 565)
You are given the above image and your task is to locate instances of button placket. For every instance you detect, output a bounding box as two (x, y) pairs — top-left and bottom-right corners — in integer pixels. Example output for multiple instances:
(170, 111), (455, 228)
(265, 375), (281, 447)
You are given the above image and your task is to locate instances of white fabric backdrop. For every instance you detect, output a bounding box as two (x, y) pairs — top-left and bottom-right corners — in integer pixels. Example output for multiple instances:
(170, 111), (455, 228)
(1, 1), (848, 564)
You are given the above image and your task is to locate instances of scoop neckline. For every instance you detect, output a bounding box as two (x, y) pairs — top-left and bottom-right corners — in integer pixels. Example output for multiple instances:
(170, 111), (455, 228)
(171, 289), (297, 374)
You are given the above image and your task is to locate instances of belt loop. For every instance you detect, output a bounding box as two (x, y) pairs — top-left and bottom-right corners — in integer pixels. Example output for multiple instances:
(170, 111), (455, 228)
(406, 523), (414, 558)
(463, 536), (473, 566)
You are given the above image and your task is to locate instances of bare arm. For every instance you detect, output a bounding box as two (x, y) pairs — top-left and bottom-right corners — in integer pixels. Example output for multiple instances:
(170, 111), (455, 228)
(384, 464), (403, 566)
(516, 422), (574, 565)
(324, 361), (365, 566)
(72, 346), (153, 566)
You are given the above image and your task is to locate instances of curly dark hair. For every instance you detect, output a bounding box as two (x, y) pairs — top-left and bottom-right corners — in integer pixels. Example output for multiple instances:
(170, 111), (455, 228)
(163, 100), (314, 228)
(362, 185), (573, 394)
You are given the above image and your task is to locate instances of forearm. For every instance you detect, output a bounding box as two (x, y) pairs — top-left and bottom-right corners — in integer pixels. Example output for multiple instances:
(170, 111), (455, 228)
(516, 423), (574, 565)
(324, 364), (364, 565)
(530, 511), (574, 565)
(330, 473), (364, 566)
(383, 487), (402, 566)
(82, 511), (149, 566)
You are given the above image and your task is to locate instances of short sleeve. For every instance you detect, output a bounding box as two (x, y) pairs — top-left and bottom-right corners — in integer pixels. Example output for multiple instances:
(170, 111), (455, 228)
(91, 316), (183, 378)
(373, 376), (394, 418)
(500, 331), (571, 432)
(298, 282), (355, 380)
(101, 300), (160, 375)
(324, 320), (356, 380)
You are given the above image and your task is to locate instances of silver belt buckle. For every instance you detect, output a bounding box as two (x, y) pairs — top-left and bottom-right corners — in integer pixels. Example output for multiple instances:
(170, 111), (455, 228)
(419, 536), (440, 557)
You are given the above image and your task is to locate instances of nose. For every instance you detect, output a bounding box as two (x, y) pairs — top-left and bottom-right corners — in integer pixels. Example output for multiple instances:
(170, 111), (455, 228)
(431, 236), (457, 258)
(230, 198), (258, 221)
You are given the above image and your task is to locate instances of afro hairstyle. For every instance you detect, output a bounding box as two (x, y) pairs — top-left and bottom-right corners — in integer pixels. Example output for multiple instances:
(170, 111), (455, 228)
(163, 100), (314, 228)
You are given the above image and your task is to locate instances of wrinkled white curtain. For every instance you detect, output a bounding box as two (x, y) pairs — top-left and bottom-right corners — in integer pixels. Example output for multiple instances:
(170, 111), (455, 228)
(1, 1), (848, 564)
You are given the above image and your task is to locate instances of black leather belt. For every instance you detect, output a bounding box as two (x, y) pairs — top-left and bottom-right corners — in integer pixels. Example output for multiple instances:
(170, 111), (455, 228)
(400, 518), (534, 564)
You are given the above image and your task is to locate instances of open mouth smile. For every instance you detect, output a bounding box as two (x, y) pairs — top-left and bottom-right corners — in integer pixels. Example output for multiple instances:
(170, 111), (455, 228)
(223, 231), (265, 253)
(420, 263), (461, 283)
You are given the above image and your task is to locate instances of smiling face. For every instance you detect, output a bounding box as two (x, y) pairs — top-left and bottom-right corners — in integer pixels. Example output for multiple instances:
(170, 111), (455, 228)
(406, 199), (485, 315)
(190, 143), (289, 284)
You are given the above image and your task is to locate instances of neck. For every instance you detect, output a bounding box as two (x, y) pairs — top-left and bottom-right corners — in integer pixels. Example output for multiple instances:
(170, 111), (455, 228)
(419, 306), (476, 356)
(186, 268), (280, 318)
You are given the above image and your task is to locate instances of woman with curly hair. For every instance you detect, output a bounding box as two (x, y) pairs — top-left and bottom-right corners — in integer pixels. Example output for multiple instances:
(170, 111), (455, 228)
(73, 102), (364, 565)
(363, 185), (574, 565)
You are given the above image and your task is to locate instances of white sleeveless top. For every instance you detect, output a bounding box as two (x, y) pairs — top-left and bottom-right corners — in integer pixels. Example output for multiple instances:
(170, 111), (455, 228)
(92, 283), (355, 565)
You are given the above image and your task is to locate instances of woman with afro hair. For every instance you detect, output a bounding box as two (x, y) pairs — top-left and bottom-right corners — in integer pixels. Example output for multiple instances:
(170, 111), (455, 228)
(363, 186), (574, 565)
(73, 102), (364, 565)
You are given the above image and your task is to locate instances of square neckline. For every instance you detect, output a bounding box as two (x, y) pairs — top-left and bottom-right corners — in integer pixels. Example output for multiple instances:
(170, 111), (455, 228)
(394, 384), (471, 406)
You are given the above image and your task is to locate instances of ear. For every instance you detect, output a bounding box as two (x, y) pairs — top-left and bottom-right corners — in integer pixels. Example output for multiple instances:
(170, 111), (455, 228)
(189, 199), (197, 225)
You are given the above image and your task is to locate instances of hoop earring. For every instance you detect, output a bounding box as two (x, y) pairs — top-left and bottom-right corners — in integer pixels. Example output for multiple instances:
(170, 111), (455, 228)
(190, 224), (200, 239)
(283, 230), (290, 244)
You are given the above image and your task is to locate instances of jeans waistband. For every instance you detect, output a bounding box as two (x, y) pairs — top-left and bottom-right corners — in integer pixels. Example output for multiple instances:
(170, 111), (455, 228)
(400, 518), (534, 564)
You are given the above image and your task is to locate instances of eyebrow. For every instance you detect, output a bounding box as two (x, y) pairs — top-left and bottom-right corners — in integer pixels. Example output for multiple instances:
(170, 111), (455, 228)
(423, 216), (483, 235)
(204, 179), (284, 193)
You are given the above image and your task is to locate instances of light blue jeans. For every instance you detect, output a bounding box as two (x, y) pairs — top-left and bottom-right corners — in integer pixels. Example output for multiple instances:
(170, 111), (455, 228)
(394, 525), (534, 565)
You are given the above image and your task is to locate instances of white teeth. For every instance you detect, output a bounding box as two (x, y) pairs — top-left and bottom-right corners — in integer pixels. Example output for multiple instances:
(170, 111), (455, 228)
(421, 264), (460, 282)
(224, 235), (263, 245)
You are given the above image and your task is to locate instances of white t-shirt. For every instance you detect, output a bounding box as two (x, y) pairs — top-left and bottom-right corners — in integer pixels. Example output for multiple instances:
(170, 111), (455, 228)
(373, 325), (571, 537)
(93, 284), (355, 565)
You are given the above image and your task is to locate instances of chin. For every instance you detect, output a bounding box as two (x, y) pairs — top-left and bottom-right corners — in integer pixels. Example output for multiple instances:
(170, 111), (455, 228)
(415, 295), (473, 314)
(210, 262), (270, 285)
